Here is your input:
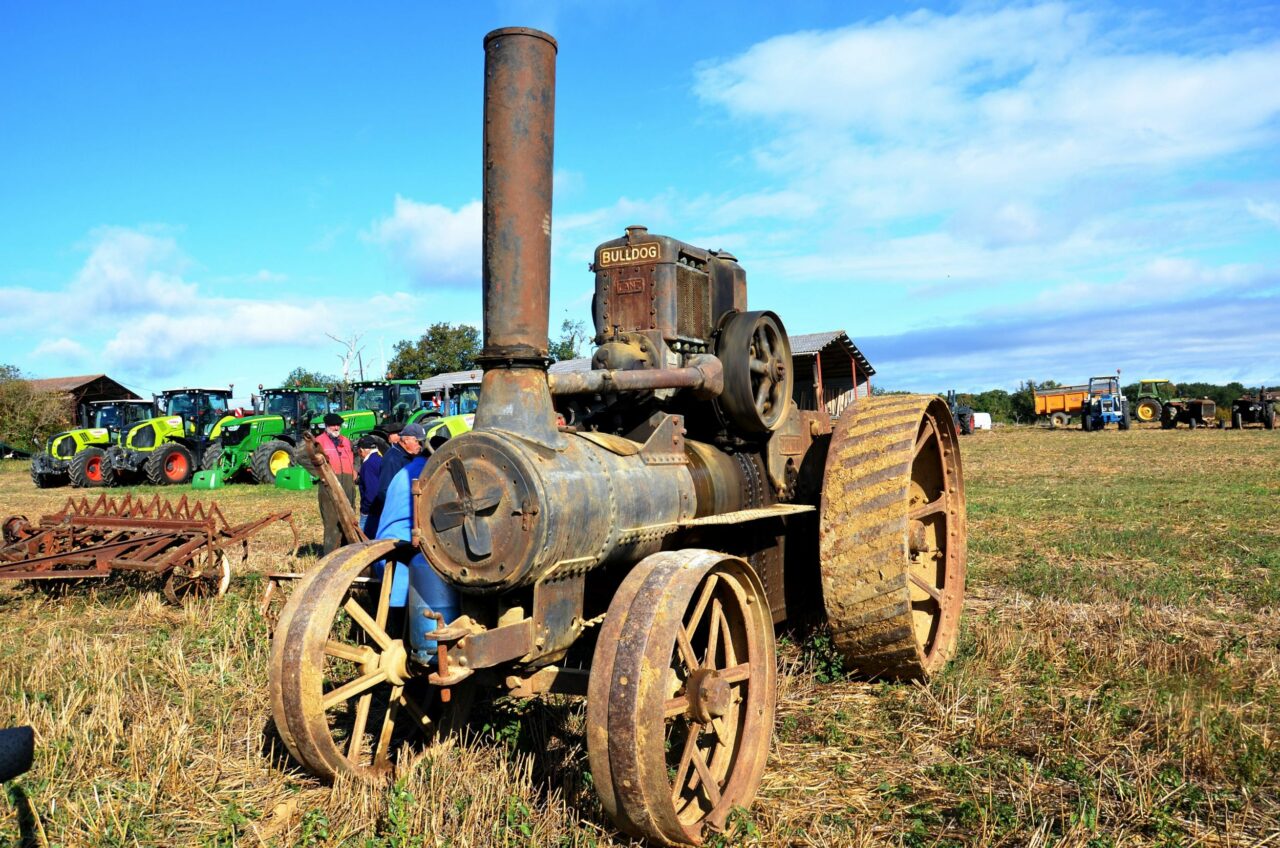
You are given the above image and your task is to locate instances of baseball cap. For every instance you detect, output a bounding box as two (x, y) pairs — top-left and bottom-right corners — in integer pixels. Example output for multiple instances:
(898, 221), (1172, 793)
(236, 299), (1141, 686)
(401, 423), (427, 440)
(356, 435), (377, 449)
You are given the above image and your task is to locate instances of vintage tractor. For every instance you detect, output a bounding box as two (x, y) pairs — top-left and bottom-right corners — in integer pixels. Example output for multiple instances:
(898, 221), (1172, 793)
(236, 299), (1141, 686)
(1161, 397), (1216, 429)
(946, 390), (975, 435)
(107, 388), (235, 485)
(30, 399), (155, 488)
(269, 29), (966, 846)
(1080, 376), (1131, 432)
(1229, 387), (1277, 430)
(204, 386), (332, 484)
(1133, 379), (1177, 424)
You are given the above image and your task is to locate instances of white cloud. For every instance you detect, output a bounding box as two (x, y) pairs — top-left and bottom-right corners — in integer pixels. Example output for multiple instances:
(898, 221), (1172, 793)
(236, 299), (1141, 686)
(366, 196), (481, 287)
(1247, 199), (1280, 228)
(70, 227), (197, 314)
(32, 337), (90, 364)
(693, 5), (1280, 240)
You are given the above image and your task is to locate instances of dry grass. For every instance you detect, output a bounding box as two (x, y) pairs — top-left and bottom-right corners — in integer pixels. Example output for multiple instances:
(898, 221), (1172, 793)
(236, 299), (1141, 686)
(1, 424), (1278, 846)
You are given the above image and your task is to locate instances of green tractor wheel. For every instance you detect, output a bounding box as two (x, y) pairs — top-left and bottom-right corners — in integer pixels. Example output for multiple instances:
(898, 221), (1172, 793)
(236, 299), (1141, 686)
(252, 440), (295, 485)
(1134, 398), (1161, 423)
(69, 447), (115, 488)
(146, 443), (196, 485)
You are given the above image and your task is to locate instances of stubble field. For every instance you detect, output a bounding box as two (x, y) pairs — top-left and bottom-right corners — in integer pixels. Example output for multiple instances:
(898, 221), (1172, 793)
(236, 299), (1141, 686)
(1, 423), (1277, 847)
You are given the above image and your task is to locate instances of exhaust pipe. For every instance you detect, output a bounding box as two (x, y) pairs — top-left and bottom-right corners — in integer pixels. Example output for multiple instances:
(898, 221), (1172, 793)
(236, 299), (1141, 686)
(473, 27), (563, 448)
(479, 27), (557, 366)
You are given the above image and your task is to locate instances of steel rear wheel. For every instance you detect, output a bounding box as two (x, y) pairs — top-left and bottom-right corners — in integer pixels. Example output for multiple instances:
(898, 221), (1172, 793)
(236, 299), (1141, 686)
(269, 541), (469, 780)
(588, 549), (776, 846)
(818, 395), (966, 680)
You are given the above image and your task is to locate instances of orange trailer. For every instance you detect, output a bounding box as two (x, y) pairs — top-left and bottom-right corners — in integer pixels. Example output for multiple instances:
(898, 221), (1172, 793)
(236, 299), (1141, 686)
(1034, 384), (1091, 428)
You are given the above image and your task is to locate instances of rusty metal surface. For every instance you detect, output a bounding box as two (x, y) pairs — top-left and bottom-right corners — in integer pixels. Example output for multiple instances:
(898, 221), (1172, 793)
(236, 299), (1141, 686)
(480, 27), (557, 365)
(587, 549), (775, 845)
(547, 355), (722, 397)
(818, 395), (967, 680)
(0, 493), (295, 603)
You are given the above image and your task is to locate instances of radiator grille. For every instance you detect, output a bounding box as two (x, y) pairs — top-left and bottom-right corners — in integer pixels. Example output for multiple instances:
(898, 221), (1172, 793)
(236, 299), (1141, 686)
(676, 264), (711, 340)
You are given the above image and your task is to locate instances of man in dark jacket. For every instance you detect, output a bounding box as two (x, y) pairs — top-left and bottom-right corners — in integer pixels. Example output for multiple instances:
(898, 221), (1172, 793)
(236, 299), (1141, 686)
(362, 422), (424, 536)
(356, 435), (383, 523)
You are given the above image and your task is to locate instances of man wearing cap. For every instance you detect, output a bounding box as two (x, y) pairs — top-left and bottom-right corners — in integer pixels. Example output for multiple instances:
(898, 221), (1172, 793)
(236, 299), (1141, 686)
(356, 435), (383, 523)
(362, 421), (424, 536)
(317, 413), (356, 554)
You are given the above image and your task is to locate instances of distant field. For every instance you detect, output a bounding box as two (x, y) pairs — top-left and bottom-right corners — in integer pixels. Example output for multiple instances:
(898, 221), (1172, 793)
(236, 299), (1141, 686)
(1, 424), (1277, 847)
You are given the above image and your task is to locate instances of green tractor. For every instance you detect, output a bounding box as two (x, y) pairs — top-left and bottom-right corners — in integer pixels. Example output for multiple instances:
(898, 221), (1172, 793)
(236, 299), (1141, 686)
(1132, 379), (1178, 424)
(313, 379), (436, 447)
(106, 388), (236, 485)
(30, 399), (157, 488)
(203, 386), (333, 484)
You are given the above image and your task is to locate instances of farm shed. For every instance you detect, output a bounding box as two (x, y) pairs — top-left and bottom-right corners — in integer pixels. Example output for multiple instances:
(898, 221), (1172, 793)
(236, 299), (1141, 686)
(789, 331), (875, 418)
(26, 374), (142, 422)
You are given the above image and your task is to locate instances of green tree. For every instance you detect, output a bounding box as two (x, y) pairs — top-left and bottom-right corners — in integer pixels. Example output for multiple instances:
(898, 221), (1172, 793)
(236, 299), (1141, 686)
(281, 367), (340, 389)
(387, 323), (481, 379)
(0, 365), (73, 453)
(549, 319), (588, 363)
(972, 389), (1014, 423)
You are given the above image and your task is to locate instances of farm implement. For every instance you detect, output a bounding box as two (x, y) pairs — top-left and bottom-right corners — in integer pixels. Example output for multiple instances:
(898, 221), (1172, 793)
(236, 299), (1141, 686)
(268, 29), (967, 846)
(1, 493), (297, 603)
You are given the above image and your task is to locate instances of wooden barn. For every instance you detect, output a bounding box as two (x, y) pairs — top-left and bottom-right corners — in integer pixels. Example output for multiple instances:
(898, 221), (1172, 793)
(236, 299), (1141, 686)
(789, 330), (875, 418)
(26, 374), (142, 424)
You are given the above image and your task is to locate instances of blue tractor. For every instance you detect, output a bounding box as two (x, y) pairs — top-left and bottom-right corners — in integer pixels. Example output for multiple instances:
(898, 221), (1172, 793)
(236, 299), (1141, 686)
(1080, 376), (1130, 432)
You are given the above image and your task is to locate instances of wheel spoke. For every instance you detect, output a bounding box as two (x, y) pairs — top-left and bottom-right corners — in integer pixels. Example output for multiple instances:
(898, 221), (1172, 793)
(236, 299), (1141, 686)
(685, 574), (719, 641)
(664, 695), (690, 718)
(375, 557), (396, 630)
(909, 572), (945, 606)
(675, 625), (700, 673)
(720, 662), (751, 684)
(705, 597), (723, 668)
(914, 418), (937, 457)
(324, 640), (368, 663)
(749, 358), (768, 375)
(909, 498), (947, 521)
(348, 692), (373, 760)
(670, 723), (700, 801)
(754, 375), (771, 412)
(716, 604), (737, 668)
(344, 597), (393, 649)
(689, 746), (723, 806)
(322, 668), (388, 710)
(373, 684), (404, 767)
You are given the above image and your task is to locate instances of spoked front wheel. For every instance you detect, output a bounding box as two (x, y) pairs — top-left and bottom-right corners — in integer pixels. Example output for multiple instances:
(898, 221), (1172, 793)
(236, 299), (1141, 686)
(588, 549), (776, 846)
(269, 540), (469, 779)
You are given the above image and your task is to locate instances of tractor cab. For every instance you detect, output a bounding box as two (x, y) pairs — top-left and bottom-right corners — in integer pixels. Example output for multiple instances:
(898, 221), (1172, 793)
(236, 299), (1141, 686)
(353, 380), (423, 425)
(1133, 380), (1177, 424)
(262, 387), (330, 433)
(82, 400), (156, 433)
(160, 389), (234, 437)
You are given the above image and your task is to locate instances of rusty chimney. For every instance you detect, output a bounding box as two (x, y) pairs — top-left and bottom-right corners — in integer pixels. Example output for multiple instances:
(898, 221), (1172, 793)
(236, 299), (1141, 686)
(473, 27), (563, 448)
(479, 27), (557, 366)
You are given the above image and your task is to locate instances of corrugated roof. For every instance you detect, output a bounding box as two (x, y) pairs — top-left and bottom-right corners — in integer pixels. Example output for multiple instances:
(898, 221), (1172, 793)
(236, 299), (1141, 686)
(419, 369), (484, 392)
(789, 330), (875, 377)
(27, 374), (107, 392)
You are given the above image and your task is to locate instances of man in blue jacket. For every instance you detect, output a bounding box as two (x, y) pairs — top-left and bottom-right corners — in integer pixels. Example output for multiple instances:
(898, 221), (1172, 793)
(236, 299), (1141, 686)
(372, 449), (457, 663)
(355, 435), (383, 525)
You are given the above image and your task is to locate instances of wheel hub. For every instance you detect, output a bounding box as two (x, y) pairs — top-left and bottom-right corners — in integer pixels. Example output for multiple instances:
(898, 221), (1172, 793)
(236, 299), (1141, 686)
(374, 640), (410, 686)
(688, 668), (732, 722)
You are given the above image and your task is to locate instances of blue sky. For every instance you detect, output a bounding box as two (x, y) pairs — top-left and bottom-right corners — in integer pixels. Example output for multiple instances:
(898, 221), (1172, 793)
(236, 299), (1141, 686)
(3, 0), (1278, 400)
